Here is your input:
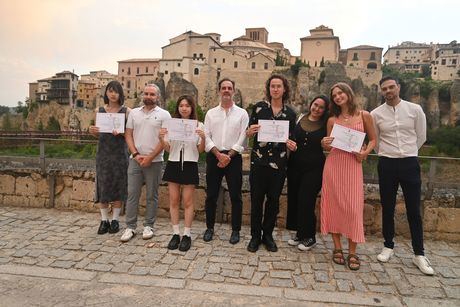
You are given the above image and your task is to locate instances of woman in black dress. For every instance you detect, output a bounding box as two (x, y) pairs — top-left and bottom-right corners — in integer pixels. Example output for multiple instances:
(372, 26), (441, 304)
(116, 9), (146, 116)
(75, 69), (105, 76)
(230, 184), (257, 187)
(286, 95), (330, 250)
(89, 81), (130, 234)
(159, 95), (205, 252)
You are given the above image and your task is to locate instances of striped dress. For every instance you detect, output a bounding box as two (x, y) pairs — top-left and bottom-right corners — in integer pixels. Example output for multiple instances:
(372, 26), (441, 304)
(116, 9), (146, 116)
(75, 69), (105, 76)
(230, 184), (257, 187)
(320, 119), (365, 243)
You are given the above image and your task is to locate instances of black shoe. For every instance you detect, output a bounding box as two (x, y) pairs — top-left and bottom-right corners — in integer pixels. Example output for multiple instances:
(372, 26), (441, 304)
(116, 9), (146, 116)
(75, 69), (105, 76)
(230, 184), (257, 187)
(203, 228), (214, 242)
(179, 235), (192, 252)
(229, 230), (240, 244)
(298, 238), (317, 251)
(108, 220), (120, 233)
(167, 234), (181, 250)
(97, 220), (110, 234)
(262, 235), (278, 252)
(247, 237), (261, 252)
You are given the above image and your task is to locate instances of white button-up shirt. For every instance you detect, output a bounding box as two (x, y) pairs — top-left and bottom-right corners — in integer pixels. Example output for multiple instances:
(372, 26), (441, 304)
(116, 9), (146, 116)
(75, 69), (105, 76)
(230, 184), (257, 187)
(126, 105), (171, 161)
(371, 99), (426, 158)
(204, 104), (249, 153)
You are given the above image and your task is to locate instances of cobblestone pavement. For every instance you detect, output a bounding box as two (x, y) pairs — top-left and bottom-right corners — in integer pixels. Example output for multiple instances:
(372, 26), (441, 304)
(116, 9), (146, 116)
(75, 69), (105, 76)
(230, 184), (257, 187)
(0, 207), (459, 306)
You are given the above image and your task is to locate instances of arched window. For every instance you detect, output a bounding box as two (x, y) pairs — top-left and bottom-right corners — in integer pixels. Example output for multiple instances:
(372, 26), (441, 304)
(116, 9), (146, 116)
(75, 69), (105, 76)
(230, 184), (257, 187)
(194, 68), (199, 75)
(367, 62), (377, 69)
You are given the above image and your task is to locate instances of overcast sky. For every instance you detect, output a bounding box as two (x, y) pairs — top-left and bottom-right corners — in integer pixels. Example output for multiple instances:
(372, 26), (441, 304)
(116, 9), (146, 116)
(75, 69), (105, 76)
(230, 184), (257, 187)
(0, 0), (457, 107)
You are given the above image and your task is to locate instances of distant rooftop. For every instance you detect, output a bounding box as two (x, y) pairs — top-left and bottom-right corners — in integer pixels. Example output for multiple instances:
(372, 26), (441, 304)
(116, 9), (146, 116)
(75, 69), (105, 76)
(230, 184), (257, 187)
(118, 58), (160, 63)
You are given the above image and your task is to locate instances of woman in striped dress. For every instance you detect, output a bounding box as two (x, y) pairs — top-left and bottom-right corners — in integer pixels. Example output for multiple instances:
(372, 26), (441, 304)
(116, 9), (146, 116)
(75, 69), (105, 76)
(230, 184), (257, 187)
(320, 82), (376, 270)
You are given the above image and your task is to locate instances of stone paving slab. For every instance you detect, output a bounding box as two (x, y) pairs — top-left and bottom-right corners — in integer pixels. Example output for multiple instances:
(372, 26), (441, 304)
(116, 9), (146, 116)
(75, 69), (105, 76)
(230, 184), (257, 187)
(0, 206), (459, 306)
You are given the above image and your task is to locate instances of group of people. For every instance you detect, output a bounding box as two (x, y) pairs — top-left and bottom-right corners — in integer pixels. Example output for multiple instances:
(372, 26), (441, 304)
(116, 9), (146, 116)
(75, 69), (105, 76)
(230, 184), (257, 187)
(89, 74), (434, 275)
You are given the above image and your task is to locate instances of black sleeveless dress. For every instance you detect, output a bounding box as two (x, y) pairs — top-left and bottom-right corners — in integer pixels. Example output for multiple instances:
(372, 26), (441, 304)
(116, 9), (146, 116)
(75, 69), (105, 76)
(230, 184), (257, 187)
(94, 106), (129, 203)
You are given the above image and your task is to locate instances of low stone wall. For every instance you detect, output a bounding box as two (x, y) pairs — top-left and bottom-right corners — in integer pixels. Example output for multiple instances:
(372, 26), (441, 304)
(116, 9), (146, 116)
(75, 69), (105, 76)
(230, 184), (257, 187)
(0, 164), (459, 241)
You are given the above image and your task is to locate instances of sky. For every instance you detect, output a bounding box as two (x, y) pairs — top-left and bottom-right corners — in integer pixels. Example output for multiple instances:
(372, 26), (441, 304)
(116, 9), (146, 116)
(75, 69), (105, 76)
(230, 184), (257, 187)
(0, 0), (458, 107)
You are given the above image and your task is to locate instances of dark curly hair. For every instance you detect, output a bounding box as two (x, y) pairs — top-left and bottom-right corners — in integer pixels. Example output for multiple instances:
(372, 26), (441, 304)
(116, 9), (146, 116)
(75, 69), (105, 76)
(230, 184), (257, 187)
(265, 74), (290, 103)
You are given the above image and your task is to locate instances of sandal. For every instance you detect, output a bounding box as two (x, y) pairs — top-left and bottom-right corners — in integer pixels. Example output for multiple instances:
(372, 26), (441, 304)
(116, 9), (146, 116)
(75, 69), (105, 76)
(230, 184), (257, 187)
(332, 249), (345, 265)
(347, 254), (361, 270)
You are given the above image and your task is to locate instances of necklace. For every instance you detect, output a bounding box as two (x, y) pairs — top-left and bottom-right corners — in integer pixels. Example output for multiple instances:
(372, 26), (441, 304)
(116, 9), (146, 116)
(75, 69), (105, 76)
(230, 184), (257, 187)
(341, 114), (351, 121)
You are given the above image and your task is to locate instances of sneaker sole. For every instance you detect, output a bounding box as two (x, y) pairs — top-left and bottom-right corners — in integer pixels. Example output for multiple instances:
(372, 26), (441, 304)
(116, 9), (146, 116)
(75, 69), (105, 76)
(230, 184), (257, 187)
(377, 253), (394, 262)
(143, 234), (154, 240)
(288, 240), (299, 246)
(298, 242), (317, 251)
(120, 232), (136, 242)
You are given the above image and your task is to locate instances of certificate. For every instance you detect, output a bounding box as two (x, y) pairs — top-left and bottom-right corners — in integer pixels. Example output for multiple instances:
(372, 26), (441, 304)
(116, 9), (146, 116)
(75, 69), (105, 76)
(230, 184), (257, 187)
(257, 119), (289, 143)
(164, 118), (198, 142)
(330, 123), (366, 153)
(96, 113), (125, 133)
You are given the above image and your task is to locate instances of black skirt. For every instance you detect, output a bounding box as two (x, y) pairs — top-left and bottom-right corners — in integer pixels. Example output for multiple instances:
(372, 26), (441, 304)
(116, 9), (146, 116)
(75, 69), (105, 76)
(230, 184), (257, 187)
(163, 160), (199, 185)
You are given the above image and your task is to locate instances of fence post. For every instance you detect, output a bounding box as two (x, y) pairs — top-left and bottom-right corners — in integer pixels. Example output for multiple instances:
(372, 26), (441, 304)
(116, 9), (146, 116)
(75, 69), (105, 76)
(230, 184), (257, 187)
(425, 159), (437, 200)
(39, 140), (46, 173)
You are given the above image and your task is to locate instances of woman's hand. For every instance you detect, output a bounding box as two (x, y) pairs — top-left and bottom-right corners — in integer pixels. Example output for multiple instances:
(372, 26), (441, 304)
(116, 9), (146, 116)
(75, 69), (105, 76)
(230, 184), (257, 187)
(196, 128), (205, 140)
(246, 124), (260, 137)
(286, 139), (297, 151)
(89, 125), (99, 136)
(321, 136), (334, 150)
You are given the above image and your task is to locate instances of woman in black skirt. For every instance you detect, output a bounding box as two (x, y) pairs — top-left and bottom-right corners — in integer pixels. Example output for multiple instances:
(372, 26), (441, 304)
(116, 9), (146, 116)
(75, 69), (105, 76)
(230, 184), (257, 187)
(286, 95), (329, 251)
(159, 95), (205, 252)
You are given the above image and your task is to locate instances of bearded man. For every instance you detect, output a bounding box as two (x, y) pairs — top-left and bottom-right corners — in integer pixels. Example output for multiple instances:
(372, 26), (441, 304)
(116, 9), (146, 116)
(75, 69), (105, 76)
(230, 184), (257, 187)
(120, 84), (171, 242)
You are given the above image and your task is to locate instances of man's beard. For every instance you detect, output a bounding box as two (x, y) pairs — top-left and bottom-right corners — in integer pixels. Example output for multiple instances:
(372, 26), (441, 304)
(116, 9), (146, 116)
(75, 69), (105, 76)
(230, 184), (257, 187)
(143, 98), (157, 106)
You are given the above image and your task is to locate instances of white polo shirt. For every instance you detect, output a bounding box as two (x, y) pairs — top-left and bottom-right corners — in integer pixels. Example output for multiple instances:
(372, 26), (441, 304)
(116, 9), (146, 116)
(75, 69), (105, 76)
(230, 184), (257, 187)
(126, 105), (171, 162)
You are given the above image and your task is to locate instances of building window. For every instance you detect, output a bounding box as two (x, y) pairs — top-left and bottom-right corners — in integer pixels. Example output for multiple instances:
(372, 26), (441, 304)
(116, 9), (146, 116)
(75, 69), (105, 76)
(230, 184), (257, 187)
(178, 63), (181, 67)
(370, 52), (376, 60)
(214, 58), (217, 63)
(251, 62), (256, 69)
(194, 68), (199, 75)
(127, 80), (131, 88)
(193, 53), (197, 59)
(146, 67), (148, 73)
(122, 69), (124, 73)
(127, 67), (131, 75)
(222, 58), (225, 63)
(199, 53), (203, 58)
(396, 51), (400, 56)
(165, 70), (168, 74)
(441, 59), (446, 65)
(137, 67), (139, 74)
(434, 72), (437, 75)
(453, 59), (457, 65)
(264, 63), (268, 70)
(353, 53), (358, 61)
(234, 61), (238, 68)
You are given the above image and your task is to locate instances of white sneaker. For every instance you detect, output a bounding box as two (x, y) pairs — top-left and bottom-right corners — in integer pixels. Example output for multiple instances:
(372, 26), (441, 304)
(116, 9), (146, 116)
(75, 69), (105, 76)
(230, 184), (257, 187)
(377, 247), (394, 262)
(288, 236), (300, 246)
(142, 226), (154, 240)
(413, 256), (434, 275)
(120, 228), (135, 242)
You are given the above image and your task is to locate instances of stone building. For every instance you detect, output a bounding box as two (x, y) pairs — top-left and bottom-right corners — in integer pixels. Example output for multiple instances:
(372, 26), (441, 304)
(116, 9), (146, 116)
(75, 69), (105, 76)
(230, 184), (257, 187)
(300, 25), (340, 67)
(340, 45), (383, 70)
(117, 59), (160, 98)
(28, 82), (38, 103)
(80, 70), (116, 98)
(383, 41), (434, 73)
(431, 41), (460, 80)
(42, 71), (79, 107)
(76, 80), (97, 109)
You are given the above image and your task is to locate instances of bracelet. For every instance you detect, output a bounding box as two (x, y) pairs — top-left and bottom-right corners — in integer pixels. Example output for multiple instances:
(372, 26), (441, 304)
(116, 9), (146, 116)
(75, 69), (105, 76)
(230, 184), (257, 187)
(132, 152), (139, 158)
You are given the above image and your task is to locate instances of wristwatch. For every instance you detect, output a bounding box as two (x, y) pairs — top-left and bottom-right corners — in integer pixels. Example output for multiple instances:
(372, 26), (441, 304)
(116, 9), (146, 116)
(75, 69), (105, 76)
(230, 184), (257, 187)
(132, 152), (139, 158)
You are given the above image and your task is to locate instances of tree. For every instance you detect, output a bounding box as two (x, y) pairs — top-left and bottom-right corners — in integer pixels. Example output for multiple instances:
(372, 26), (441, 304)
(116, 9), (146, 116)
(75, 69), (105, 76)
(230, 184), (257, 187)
(46, 116), (61, 131)
(421, 65), (431, 79)
(275, 52), (285, 66)
(0, 105), (9, 116)
(1, 113), (12, 130)
(320, 57), (325, 67)
(457, 69), (460, 78)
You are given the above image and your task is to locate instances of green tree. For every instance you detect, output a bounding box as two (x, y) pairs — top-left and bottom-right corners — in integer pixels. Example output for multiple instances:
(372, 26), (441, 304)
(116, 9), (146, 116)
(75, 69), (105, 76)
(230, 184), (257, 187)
(0, 105), (10, 116)
(290, 57), (308, 76)
(320, 57), (325, 67)
(421, 64), (431, 79)
(1, 113), (12, 130)
(46, 116), (61, 131)
(275, 52), (285, 66)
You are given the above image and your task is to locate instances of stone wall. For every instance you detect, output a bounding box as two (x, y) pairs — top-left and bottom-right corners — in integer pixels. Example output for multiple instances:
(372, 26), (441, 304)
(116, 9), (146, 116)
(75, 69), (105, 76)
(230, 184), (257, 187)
(1, 164), (459, 241)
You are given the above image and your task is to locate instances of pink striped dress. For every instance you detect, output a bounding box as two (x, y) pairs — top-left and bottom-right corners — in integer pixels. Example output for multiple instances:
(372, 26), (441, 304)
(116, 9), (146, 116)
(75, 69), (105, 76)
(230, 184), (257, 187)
(320, 119), (365, 243)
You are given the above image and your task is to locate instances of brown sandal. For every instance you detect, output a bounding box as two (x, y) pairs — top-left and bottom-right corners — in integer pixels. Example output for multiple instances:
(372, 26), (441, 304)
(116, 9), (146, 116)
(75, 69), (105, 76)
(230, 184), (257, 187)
(332, 249), (345, 265)
(347, 254), (361, 270)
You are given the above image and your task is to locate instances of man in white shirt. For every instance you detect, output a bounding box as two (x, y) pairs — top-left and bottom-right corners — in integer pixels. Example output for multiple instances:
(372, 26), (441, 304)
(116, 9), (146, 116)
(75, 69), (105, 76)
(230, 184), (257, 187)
(203, 78), (249, 244)
(371, 76), (434, 275)
(120, 84), (171, 242)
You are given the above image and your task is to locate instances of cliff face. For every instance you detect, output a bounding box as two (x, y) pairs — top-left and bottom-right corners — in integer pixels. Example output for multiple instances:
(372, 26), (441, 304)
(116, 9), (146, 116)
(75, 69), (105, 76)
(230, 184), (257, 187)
(165, 72), (198, 105)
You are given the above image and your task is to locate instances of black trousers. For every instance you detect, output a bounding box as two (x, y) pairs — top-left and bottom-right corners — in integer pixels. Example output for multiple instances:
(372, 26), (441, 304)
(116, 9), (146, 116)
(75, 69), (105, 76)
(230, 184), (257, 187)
(249, 164), (286, 238)
(286, 165), (323, 240)
(205, 152), (243, 231)
(378, 157), (424, 255)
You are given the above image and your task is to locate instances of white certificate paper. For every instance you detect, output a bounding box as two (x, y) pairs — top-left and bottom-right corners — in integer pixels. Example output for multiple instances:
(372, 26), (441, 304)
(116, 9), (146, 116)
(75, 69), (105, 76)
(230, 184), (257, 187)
(330, 123), (366, 153)
(164, 118), (198, 142)
(96, 113), (125, 133)
(257, 119), (289, 143)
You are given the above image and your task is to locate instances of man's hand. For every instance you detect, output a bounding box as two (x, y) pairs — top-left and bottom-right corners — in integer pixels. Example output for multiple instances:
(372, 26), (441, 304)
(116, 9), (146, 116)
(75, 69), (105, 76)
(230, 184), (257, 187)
(217, 152), (231, 168)
(139, 155), (153, 167)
